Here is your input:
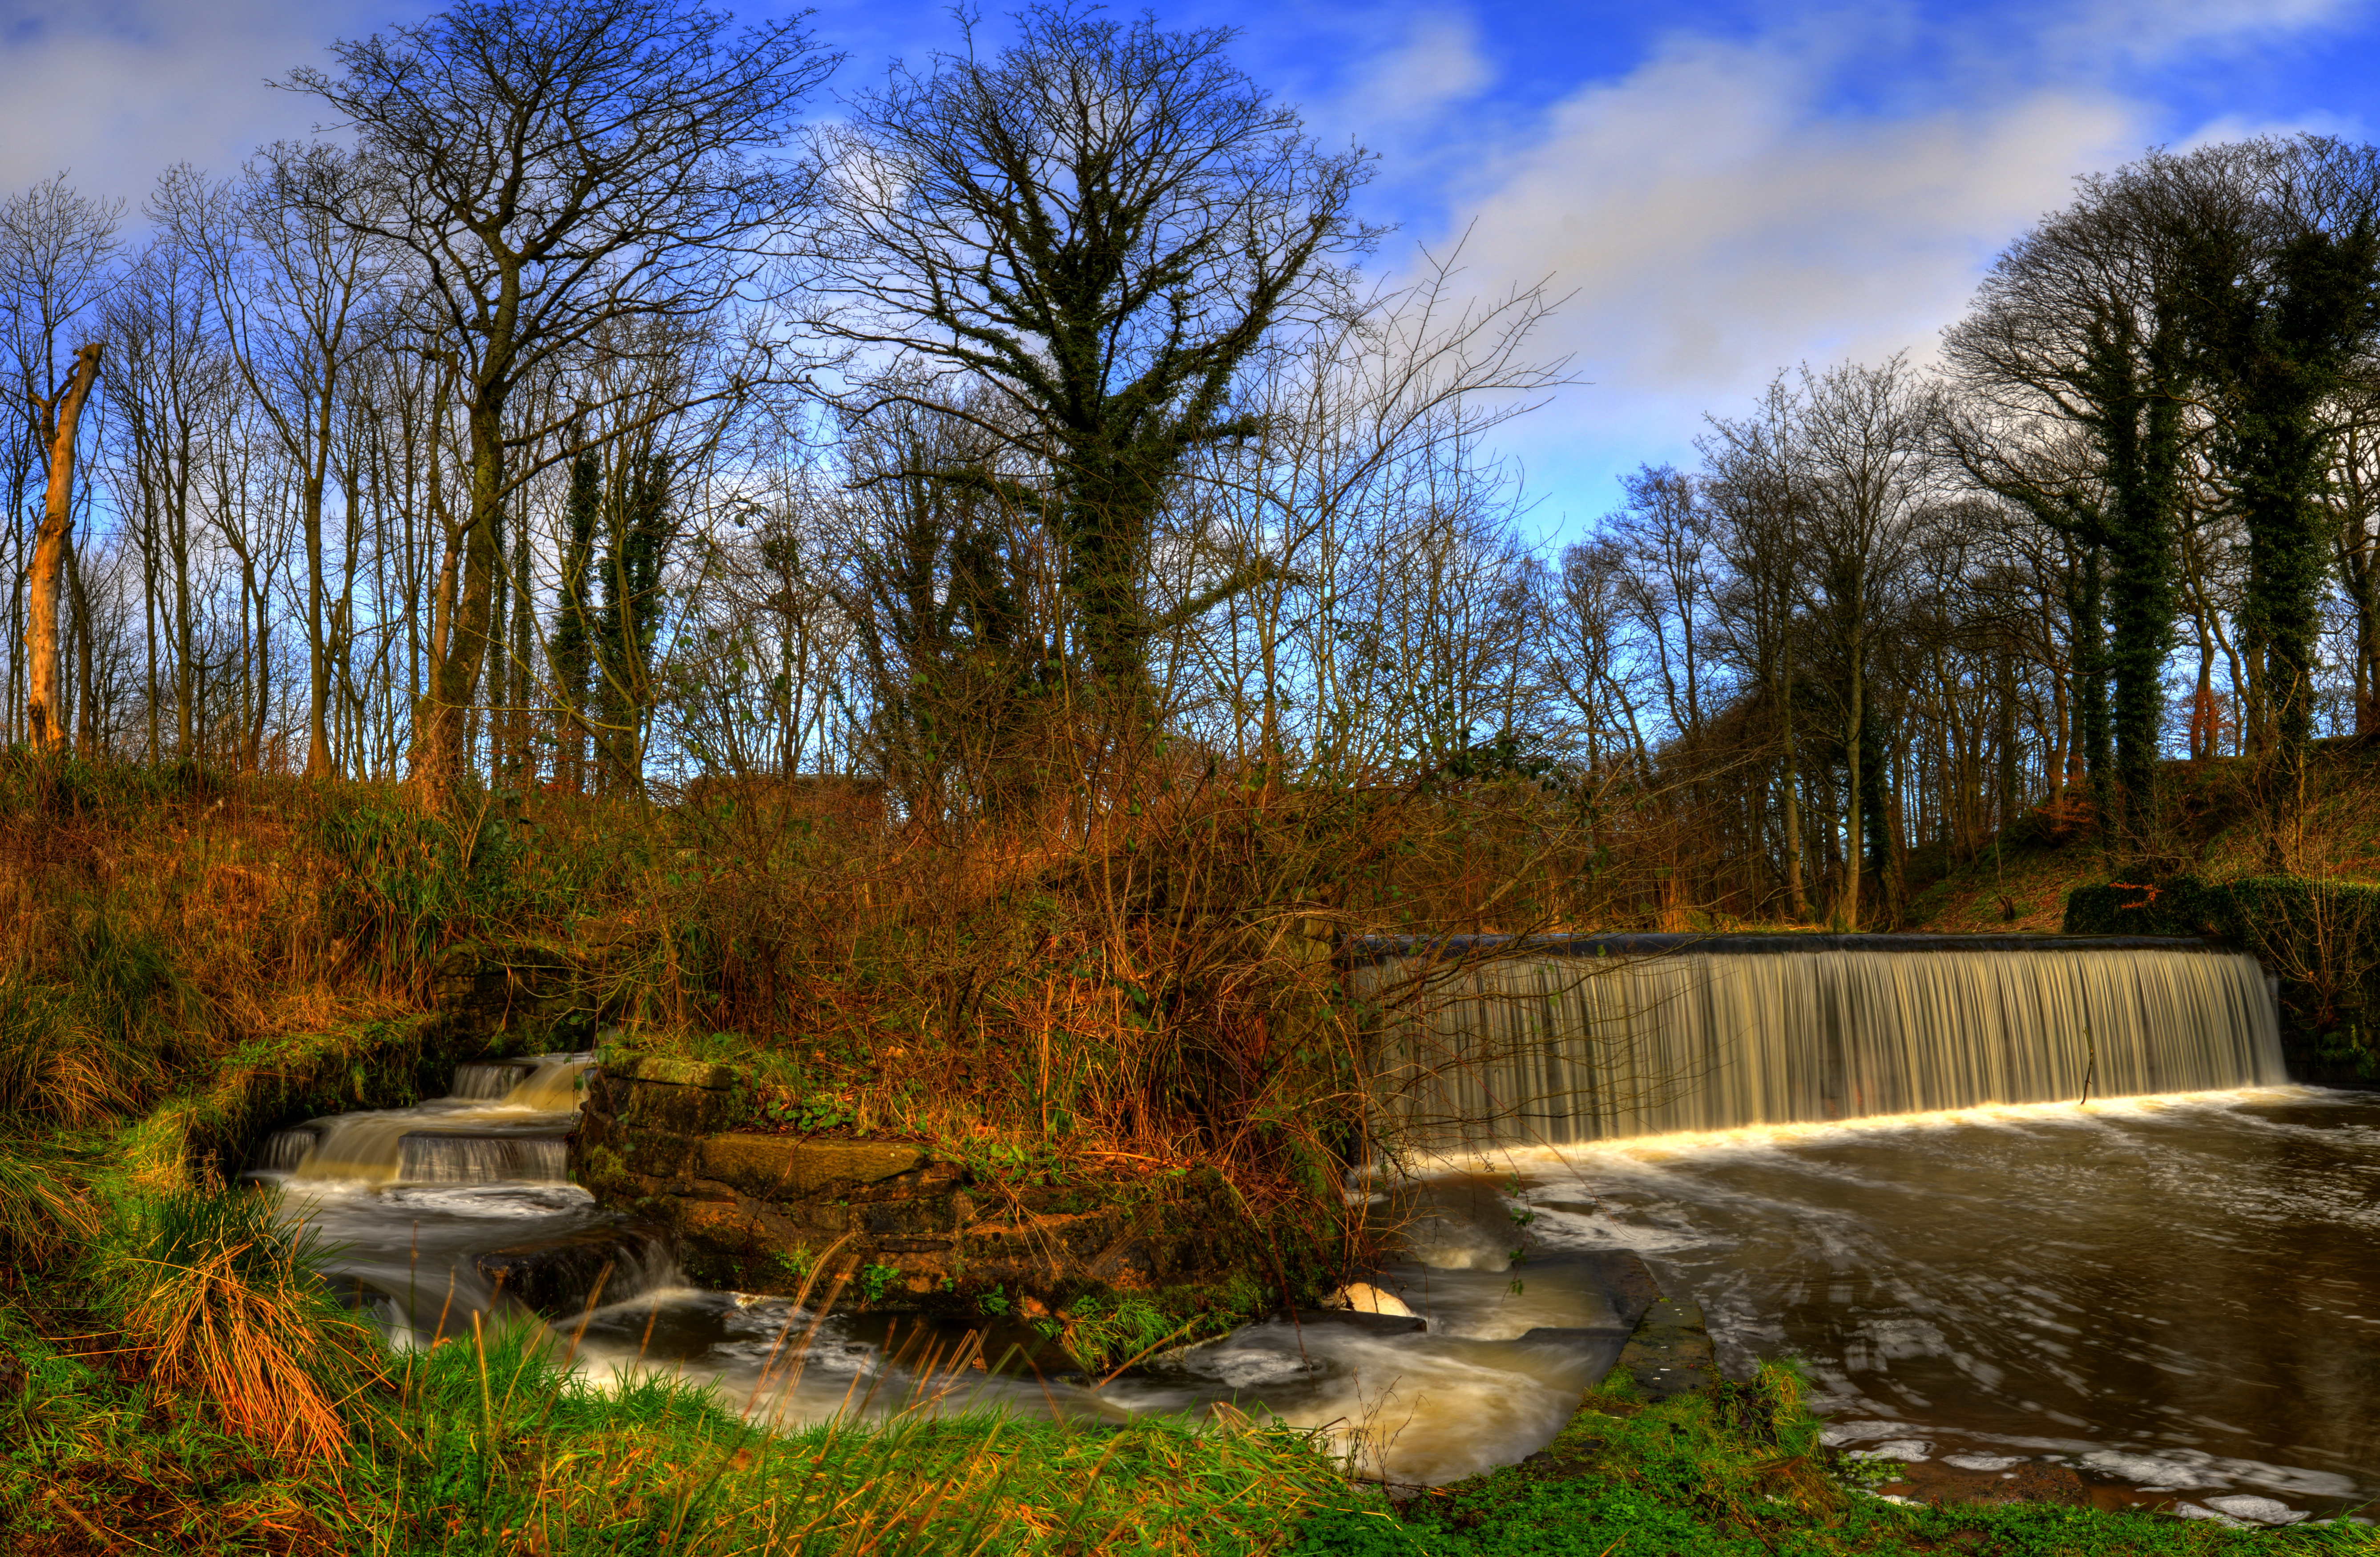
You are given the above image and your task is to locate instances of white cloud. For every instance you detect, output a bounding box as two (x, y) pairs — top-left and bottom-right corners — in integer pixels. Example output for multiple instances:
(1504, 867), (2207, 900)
(0, 1), (396, 206)
(1388, 0), (2370, 520)
(1452, 31), (2138, 401)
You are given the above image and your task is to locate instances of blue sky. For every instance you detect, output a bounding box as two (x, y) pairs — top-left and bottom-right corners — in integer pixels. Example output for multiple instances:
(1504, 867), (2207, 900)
(5, 0), (2378, 544)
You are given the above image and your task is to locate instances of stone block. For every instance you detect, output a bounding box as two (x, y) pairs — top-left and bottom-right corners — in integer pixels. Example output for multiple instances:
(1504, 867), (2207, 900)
(608, 1056), (738, 1090)
(694, 1134), (923, 1198)
(1610, 1297), (1715, 1401)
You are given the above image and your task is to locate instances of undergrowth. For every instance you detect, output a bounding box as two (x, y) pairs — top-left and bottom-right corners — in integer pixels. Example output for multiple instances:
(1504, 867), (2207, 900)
(1, 1195), (1363, 1556)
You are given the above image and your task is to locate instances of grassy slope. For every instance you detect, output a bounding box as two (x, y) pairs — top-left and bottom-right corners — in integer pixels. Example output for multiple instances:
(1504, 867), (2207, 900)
(8, 758), (2380, 1552)
(1904, 751), (2380, 935)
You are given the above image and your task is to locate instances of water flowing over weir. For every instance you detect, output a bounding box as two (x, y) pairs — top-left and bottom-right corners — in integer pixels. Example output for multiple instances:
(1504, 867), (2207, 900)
(252, 1051), (1654, 1486)
(1350, 934), (2287, 1148)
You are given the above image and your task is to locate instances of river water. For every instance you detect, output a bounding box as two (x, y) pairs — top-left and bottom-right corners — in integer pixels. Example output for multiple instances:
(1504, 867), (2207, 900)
(1488, 1085), (2380, 1513)
(257, 1061), (2380, 1510)
(257, 1056), (1628, 1486)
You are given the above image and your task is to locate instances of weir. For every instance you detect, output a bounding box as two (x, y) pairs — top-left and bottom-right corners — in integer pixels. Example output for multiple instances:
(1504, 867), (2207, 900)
(1351, 933), (2288, 1148)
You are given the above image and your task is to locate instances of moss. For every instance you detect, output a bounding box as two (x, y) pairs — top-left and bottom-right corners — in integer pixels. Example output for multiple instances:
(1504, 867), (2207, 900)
(2065, 875), (2380, 1078)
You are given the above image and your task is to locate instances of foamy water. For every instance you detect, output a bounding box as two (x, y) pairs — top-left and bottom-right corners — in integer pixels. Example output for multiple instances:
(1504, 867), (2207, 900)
(1468, 1085), (2380, 1510)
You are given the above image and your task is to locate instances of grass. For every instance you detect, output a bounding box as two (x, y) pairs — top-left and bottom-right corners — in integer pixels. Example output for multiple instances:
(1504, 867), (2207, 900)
(95, 1188), (385, 1464)
(8, 1154), (2376, 1553)
(3, 1208), (1364, 1556)
(5, 750), (2379, 1551)
(1293, 1364), (2380, 1557)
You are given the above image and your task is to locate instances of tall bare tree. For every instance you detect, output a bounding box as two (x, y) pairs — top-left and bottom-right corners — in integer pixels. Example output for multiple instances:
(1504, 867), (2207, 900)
(1, 176), (121, 751)
(806, 4), (1377, 743)
(285, 0), (833, 805)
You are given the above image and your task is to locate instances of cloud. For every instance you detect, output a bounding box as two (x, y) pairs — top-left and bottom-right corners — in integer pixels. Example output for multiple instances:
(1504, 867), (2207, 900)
(0, 0), (398, 206)
(1453, 32), (2136, 400)
(1390, 0), (2371, 520)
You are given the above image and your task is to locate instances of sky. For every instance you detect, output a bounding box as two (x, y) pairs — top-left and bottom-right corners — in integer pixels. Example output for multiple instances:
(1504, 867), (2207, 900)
(4, 0), (2378, 545)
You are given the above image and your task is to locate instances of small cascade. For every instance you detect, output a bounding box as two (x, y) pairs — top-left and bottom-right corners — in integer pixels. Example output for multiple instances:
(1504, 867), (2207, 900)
(261, 1052), (596, 1183)
(399, 1132), (570, 1184)
(258, 1049), (674, 1348)
(506, 1055), (591, 1110)
(254, 1127), (320, 1172)
(1352, 935), (2288, 1149)
(449, 1062), (532, 1101)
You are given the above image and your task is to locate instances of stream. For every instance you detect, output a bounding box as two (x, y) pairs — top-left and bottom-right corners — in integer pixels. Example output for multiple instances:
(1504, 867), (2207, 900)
(251, 1062), (2380, 1511)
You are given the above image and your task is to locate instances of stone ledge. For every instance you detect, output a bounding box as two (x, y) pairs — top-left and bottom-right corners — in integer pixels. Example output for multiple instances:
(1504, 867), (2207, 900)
(694, 1134), (925, 1197)
(605, 1056), (738, 1090)
(1609, 1295), (1716, 1402)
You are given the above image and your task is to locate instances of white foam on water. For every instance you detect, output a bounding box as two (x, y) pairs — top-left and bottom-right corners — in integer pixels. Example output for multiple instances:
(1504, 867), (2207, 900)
(2174, 1504), (2246, 1525)
(1942, 1453), (2025, 1472)
(2205, 1495), (2307, 1525)
(1411, 1086), (2330, 1179)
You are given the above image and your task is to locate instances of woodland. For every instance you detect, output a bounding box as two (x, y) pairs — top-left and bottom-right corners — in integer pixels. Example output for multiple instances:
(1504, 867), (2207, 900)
(3, 1), (2375, 928)
(4, 3), (2380, 1552)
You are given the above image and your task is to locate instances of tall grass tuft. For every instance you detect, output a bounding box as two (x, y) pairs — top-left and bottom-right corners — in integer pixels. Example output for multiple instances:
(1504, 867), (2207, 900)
(97, 1188), (383, 1464)
(0, 1135), (101, 1273)
(0, 913), (190, 1125)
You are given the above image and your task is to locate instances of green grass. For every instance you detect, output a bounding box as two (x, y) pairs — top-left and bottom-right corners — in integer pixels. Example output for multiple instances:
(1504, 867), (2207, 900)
(1290, 1364), (2380, 1557)
(1, 1173), (1363, 1556)
(10, 1170), (2378, 1555)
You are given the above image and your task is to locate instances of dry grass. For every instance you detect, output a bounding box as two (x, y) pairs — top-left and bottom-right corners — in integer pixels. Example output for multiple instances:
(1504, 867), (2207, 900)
(0, 1138), (101, 1275)
(98, 1189), (384, 1465)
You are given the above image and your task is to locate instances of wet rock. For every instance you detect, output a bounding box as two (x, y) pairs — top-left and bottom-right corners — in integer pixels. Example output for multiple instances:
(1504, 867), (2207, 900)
(1320, 1282), (1414, 1316)
(1878, 1456), (2092, 1509)
(573, 1061), (1248, 1313)
(475, 1222), (673, 1319)
(2204, 1495), (2307, 1526)
(1609, 1297), (1715, 1401)
(694, 1135), (923, 1198)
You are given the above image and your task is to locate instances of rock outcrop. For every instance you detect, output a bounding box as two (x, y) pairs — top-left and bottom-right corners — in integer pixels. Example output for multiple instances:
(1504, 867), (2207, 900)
(572, 1053), (1249, 1314)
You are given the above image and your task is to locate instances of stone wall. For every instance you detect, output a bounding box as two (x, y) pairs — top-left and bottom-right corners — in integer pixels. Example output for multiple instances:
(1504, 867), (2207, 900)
(572, 1054), (1255, 1315)
(2064, 876), (2380, 1085)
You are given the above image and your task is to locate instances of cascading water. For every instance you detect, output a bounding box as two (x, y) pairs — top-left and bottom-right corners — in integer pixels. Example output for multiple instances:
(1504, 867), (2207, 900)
(1354, 934), (2286, 1149)
(1347, 933), (2377, 1517)
(248, 942), (2367, 1509)
(251, 1048), (1647, 1486)
(254, 1052), (675, 1341)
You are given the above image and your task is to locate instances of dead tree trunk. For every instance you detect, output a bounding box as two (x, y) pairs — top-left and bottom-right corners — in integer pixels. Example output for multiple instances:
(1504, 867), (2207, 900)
(25, 343), (103, 752)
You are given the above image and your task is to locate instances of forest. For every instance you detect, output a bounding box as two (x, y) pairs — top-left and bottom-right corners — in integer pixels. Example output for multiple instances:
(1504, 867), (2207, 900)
(4, 1), (2379, 932)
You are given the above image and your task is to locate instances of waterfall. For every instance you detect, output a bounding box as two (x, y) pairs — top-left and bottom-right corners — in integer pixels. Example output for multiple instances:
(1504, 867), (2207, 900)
(266, 1052), (595, 1183)
(399, 1133), (570, 1184)
(450, 1062), (532, 1101)
(255, 1127), (320, 1172)
(1352, 935), (2288, 1149)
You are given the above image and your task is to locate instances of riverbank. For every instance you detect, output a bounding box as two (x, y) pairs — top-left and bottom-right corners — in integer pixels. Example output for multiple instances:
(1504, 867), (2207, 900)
(11, 1158), (2375, 1555)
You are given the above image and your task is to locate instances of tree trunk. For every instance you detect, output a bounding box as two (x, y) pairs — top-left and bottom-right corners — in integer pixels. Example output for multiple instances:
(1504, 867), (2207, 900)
(1779, 668), (1807, 921)
(410, 397), (501, 809)
(24, 343), (102, 752)
(304, 460), (334, 777)
(1841, 643), (1864, 930)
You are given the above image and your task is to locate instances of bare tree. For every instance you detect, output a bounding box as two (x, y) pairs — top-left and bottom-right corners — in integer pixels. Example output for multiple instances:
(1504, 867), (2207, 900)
(285, 0), (834, 805)
(805, 4), (1377, 738)
(1702, 376), (1812, 919)
(1795, 354), (1936, 927)
(164, 148), (400, 778)
(0, 175), (121, 751)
